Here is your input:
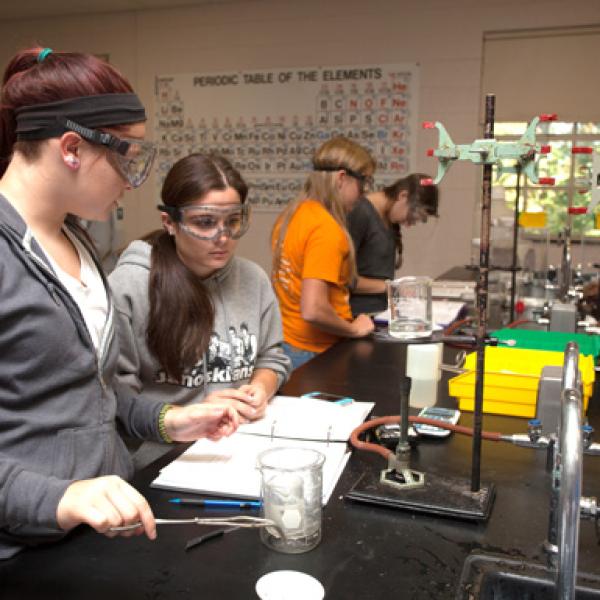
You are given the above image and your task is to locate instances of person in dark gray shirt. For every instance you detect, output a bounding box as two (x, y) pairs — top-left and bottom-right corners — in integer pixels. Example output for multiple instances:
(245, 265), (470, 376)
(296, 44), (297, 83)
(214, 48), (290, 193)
(347, 174), (439, 316)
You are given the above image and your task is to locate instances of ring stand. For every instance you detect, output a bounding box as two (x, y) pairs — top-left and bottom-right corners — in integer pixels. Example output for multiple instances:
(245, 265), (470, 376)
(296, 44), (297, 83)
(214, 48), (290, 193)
(346, 469), (495, 522)
(348, 331), (495, 522)
(349, 98), (551, 524)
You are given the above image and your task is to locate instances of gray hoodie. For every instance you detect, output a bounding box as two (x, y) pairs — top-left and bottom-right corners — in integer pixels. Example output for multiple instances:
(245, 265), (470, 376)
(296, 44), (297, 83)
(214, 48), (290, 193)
(109, 241), (291, 407)
(0, 197), (166, 559)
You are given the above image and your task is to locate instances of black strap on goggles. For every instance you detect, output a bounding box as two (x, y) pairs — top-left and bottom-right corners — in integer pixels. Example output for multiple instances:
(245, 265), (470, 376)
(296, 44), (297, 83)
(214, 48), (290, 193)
(157, 204), (181, 221)
(59, 119), (131, 154)
(15, 93), (146, 140)
(314, 164), (367, 182)
(312, 164), (347, 173)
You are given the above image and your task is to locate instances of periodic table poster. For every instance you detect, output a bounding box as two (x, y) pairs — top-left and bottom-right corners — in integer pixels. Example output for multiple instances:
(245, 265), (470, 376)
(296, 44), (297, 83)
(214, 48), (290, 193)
(155, 63), (418, 210)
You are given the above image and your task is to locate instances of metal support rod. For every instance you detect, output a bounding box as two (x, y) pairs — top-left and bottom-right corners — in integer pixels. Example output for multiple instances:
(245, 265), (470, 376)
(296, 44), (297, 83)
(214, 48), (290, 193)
(396, 377), (412, 456)
(560, 224), (573, 302)
(509, 163), (522, 322)
(555, 342), (582, 600)
(471, 94), (495, 492)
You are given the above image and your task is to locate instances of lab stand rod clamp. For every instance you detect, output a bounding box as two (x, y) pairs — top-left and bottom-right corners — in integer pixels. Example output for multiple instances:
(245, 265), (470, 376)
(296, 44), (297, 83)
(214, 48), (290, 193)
(470, 92), (495, 493)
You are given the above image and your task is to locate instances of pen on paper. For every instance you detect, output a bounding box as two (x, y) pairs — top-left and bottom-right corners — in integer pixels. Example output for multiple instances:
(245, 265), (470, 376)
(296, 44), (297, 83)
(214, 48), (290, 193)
(169, 498), (262, 509)
(335, 398), (354, 406)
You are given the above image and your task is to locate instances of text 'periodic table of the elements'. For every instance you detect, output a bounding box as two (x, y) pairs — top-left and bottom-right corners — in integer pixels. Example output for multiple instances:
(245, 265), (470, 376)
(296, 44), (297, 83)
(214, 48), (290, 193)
(155, 64), (418, 210)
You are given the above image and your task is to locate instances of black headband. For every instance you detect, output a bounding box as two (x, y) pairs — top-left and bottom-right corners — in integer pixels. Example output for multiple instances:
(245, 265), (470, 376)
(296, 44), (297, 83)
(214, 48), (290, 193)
(313, 164), (350, 173)
(15, 93), (146, 140)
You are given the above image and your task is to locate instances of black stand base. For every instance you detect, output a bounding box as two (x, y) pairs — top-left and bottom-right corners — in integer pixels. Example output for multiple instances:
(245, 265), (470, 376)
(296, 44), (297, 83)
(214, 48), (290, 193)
(345, 469), (495, 522)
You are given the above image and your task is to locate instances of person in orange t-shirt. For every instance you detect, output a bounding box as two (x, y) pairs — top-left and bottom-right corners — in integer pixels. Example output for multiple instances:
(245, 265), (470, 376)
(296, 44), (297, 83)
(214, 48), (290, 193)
(271, 136), (376, 369)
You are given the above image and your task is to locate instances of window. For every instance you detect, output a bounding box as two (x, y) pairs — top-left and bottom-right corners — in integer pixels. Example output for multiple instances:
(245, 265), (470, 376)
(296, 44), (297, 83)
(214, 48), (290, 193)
(495, 121), (600, 238)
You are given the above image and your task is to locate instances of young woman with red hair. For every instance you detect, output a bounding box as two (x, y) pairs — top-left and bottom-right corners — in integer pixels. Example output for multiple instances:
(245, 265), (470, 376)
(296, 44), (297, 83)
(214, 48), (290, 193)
(0, 47), (238, 558)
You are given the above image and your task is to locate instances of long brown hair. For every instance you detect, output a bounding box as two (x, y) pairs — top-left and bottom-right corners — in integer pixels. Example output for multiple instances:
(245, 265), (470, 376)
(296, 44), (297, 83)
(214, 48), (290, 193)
(272, 136), (375, 282)
(145, 153), (248, 380)
(383, 173), (439, 217)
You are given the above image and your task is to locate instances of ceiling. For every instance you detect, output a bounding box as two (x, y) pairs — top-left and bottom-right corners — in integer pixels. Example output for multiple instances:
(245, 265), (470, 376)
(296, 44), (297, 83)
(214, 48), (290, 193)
(0, 0), (243, 21)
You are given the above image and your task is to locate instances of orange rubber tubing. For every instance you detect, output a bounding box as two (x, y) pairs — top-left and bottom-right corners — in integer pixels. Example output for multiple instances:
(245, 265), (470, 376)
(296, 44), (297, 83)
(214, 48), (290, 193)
(350, 415), (504, 460)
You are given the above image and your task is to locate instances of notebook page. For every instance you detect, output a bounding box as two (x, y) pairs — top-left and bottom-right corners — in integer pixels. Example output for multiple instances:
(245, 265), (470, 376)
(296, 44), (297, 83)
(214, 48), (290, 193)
(236, 395), (374, 442)
(151, 434), (349, 505)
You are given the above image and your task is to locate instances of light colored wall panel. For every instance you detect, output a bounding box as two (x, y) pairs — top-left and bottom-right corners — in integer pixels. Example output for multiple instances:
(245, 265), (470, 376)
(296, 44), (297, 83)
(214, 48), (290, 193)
(484, 29), (600, 121)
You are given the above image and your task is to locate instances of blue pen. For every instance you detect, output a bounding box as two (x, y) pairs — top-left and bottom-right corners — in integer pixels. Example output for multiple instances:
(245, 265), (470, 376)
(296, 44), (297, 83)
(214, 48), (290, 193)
(169, 498), (262, 509)
(335, 398), (354, 406)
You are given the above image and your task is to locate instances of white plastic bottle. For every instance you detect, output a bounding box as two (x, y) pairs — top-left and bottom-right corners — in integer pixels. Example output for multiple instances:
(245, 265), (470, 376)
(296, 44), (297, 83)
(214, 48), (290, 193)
(405, 343), (443, 408)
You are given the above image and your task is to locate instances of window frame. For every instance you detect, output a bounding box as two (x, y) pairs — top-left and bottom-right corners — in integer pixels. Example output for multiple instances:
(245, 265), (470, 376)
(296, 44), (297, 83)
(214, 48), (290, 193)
(494, 120), (600, 242)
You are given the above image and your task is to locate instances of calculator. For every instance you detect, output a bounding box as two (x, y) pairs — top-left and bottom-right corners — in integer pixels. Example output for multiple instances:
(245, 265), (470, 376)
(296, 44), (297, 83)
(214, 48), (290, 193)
(413, 407), (460, 438)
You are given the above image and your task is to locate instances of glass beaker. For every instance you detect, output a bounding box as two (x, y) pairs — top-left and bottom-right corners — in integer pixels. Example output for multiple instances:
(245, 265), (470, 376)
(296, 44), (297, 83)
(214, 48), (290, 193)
(386, 276), (433, 339)
(257, 447), (325, 554)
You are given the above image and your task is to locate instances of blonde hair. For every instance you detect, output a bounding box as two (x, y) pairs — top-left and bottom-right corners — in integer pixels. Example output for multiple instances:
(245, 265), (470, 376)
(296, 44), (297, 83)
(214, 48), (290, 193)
(272, 136), (375, 282)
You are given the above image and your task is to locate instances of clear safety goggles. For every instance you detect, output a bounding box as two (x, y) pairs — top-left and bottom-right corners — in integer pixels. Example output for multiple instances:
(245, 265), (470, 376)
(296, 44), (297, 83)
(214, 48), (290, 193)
(158, 203), (251, 241)
(62, 118), (156, 188)
(316, 165), (374, 193)
(344, 167), (374, 193)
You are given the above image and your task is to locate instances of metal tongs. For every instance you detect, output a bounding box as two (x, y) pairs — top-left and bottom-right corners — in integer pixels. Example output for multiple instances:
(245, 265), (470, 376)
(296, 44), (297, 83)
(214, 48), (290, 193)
(109, 515), (281, 534)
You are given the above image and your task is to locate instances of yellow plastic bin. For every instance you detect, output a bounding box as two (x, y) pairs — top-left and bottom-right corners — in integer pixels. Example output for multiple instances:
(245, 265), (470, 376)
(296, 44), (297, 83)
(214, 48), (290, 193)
(448, 346), (595, 418)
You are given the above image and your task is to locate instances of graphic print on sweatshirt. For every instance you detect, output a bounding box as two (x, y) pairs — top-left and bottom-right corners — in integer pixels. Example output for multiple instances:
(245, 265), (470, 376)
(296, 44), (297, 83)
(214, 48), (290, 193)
(155, 322), (258, 388)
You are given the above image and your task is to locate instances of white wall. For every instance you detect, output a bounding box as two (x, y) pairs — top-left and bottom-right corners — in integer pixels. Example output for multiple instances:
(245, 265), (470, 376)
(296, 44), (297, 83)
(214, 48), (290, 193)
(1, 0), (599, 276)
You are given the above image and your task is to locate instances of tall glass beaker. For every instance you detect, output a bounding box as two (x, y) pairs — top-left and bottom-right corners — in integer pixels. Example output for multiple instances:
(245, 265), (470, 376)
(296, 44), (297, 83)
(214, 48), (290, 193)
(386, 276), (433, 339)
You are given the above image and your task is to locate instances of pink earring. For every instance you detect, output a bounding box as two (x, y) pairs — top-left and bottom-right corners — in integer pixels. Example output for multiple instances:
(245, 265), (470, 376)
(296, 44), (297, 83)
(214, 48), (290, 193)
(66, 156), (80, 169)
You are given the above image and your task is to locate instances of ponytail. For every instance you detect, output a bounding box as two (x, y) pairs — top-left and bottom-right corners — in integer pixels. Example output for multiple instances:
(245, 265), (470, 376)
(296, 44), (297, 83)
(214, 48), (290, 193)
(143, 153), (248, 379)
(144, 230), (214, 381)
(0, 48), (39, 175)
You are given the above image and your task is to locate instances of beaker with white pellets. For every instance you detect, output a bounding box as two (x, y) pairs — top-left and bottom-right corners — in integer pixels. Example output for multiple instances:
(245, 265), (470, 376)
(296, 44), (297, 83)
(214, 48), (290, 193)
(257, 447), (325, 554)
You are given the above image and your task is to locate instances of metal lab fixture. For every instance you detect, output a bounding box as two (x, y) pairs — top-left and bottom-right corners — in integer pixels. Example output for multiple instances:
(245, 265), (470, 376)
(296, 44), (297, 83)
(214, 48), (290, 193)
(423, 101), (556, 495)
(503, 342), (599, 600)
(553, 342), (583, 599)
(535, 144), (598, 314)
(572, 146), (600, 216)
(559, 225), (574, 302)
(423, 113), (555, 186)
(381, 378), (425, 491)
(558, 151), (599, 302)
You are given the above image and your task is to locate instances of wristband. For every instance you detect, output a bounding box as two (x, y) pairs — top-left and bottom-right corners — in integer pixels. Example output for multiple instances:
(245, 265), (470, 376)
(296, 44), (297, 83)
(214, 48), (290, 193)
(158, 404), (175, 443)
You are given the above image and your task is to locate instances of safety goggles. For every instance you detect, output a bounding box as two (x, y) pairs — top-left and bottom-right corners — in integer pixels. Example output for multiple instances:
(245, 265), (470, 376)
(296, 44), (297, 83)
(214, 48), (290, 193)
(158, 203), (251, 241)
(344, 167), (374, 193)
(62, 118), (156, 188)
(316, 165), (374, 193)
